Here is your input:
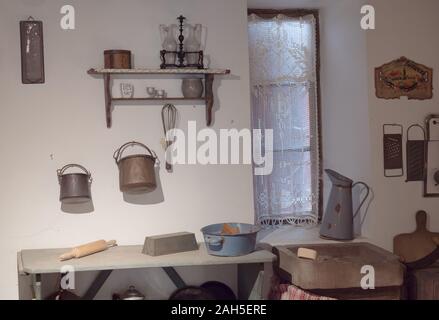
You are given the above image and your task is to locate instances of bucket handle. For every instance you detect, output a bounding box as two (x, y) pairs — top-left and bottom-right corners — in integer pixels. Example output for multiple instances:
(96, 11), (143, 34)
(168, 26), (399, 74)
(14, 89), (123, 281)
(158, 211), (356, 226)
(113, 141), (157, 164)
(57, 164), (92, 183)
(352, 181), (370, 219)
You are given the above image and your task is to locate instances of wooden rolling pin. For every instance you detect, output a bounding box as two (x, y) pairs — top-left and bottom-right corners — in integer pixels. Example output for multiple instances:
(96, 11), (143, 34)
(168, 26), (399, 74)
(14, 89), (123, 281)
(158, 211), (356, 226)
(59, 240), (117, 261)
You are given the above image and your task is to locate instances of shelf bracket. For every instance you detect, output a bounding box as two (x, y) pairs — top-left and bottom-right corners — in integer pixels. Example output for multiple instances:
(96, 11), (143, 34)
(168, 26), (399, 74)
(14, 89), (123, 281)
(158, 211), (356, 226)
(205, 74), (214, 126)
(104, 74), (112, 128)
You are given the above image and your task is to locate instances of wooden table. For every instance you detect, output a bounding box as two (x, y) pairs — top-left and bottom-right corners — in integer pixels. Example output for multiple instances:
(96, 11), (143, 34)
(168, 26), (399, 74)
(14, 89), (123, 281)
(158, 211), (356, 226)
(17, 244), (275, 300)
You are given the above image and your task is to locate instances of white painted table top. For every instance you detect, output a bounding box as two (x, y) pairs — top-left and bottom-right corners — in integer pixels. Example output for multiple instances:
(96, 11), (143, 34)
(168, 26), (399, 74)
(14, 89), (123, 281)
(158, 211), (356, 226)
(18, 244), (275, 275)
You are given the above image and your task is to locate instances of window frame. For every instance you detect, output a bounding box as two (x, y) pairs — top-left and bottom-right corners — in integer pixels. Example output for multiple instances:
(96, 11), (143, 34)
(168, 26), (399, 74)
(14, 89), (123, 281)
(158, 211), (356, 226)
(248, 8), (323, 220)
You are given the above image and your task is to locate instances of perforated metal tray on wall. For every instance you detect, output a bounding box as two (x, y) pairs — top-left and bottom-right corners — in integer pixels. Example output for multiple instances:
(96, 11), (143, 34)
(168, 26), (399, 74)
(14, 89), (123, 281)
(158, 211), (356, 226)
(20, 18), (45, 84)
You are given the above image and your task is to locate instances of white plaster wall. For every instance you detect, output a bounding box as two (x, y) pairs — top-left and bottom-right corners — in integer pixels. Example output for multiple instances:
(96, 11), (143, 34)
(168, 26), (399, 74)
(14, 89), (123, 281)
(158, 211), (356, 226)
(4, 0), (438, 299)
(0, 0), (252, 299)
(365, 0), (439, 250)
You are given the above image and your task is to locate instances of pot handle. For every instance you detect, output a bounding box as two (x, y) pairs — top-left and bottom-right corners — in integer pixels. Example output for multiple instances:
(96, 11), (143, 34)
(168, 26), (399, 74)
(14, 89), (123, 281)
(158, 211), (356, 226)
(57, 164), (92, 183)
(352, 181), (370, 219)
(113, 141), (158, 164)
(205, 235), (224, 251)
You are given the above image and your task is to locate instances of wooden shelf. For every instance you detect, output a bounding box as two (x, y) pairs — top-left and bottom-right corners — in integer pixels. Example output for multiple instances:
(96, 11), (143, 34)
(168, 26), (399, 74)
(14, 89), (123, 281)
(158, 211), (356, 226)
(88, 68), (230, 128)
(112, 97), (205, 102)
(87, 68), (230, 75)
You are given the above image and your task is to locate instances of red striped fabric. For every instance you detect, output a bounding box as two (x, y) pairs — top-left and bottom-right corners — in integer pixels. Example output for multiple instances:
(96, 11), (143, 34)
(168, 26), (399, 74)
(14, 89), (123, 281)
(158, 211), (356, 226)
(270, 284), (336, 300)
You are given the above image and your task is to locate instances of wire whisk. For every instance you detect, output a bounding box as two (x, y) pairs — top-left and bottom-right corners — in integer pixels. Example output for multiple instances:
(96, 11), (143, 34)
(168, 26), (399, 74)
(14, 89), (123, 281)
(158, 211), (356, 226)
(161, 104), (178, 172)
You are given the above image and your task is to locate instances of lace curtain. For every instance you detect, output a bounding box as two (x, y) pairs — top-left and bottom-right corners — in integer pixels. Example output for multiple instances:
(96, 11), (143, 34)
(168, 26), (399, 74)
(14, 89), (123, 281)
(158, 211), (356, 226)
(248, 13), (320, 227)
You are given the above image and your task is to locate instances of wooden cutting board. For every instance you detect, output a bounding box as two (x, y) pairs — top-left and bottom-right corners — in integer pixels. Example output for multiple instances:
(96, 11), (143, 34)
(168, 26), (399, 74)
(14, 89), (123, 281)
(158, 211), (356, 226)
(393, 211), (439, 263)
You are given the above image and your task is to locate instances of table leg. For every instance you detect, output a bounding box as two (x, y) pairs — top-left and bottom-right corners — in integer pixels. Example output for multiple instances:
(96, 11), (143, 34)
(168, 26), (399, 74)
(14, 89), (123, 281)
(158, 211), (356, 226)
(82, 270), (113, 300)
(162, 267), (187, 289)
(31, 274), (42, 300)
(262, 262), (274, 299)
(238, 263), (263, 300)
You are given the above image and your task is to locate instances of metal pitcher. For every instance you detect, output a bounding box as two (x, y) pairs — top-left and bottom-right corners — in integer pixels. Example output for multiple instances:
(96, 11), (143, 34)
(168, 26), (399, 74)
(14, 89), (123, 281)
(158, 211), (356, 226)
(320, 169), (370, 241)
(57, 164), (92, 204)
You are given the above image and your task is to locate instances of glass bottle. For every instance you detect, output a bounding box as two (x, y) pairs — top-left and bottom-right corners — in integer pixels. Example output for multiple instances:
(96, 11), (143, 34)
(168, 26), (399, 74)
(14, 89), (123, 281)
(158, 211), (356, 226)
(159, 24), (177, 65)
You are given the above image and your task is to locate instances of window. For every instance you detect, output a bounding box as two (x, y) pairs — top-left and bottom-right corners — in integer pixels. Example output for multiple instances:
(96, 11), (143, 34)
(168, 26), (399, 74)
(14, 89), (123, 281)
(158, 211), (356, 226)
(248, 10), (322, 227)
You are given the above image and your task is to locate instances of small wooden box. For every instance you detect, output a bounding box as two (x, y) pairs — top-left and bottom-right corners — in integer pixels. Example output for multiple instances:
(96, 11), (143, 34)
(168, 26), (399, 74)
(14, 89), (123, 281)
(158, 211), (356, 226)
(104, 50), (132, 69)
(142, 232), (198, 256)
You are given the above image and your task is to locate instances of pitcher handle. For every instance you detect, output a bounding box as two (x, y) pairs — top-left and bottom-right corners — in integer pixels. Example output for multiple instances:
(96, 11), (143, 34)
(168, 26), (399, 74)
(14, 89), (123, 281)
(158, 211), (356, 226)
(352, 182), (370, 219)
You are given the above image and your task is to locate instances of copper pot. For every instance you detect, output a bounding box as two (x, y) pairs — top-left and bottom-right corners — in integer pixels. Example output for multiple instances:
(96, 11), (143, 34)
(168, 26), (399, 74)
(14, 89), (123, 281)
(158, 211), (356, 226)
(57, 164), (92, 204)
(113, 141), (158, 194)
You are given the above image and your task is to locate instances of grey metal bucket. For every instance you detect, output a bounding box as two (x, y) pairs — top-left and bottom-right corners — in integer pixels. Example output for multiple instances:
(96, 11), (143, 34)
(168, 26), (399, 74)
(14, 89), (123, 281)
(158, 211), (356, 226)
(57, 164), (92, 204)
(201, 223), (260, 257)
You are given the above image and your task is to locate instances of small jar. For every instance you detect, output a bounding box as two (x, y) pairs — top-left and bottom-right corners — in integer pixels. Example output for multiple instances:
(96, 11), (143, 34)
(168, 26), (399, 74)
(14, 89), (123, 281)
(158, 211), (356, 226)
(182, 78), (203, 98)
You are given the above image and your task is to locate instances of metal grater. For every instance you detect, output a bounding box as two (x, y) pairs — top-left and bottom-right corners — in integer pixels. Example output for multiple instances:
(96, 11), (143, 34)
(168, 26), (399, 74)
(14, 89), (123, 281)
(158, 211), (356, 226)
(406, 125), (426, 182)
(383, 124), (404, 177)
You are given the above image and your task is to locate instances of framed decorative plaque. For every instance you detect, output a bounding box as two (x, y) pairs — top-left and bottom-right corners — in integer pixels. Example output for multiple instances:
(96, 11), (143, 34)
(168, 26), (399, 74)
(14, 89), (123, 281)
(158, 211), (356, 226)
(20, 17), (45, 84)
(375, 57), (432, 100)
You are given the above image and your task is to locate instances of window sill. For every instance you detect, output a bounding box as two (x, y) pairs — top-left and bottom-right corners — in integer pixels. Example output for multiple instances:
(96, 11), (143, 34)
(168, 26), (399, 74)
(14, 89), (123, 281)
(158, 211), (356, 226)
(258, 225), (369, 246)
